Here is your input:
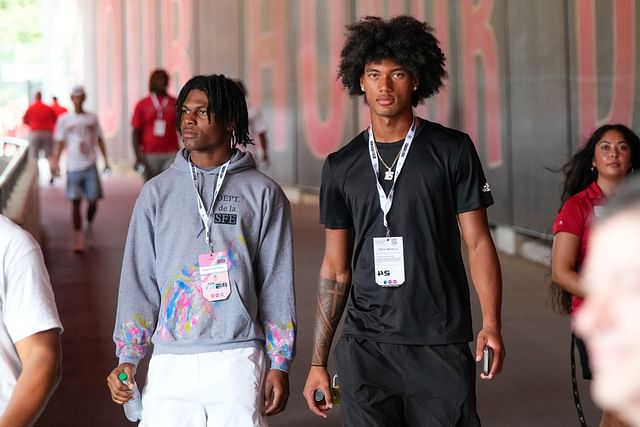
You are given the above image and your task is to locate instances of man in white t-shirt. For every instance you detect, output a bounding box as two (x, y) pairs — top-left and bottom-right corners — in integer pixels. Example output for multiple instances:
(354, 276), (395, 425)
(0, 215), (63, 425)
(234, 80), (270, 168)
(52, 85), (111, 252)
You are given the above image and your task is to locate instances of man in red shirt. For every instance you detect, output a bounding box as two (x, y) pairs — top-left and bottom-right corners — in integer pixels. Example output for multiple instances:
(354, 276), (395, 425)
(23, 91), (57, 160)
(131, 69), (179, 181)
(50, 96), (68, 118)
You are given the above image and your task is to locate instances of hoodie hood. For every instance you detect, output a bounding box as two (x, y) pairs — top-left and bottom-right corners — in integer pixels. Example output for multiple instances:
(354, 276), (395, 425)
(170, 147), (256, 176)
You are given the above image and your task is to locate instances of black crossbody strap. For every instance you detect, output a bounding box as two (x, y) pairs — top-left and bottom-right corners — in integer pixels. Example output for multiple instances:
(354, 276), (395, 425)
(571, 334), (589, 427)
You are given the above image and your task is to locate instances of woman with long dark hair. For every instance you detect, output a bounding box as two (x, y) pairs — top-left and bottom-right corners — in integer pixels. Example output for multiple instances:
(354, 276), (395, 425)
(551, 124), (640, 427)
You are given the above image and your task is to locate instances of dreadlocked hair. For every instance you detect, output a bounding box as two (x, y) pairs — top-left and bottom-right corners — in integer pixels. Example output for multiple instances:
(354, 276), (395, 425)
(338, 15), (447, 106)
(549, 123), (640, 314)
(175, 74), (252, 148)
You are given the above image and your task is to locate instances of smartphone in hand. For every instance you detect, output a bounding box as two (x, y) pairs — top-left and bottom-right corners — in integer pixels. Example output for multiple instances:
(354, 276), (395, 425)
(482, 345), (493, 376)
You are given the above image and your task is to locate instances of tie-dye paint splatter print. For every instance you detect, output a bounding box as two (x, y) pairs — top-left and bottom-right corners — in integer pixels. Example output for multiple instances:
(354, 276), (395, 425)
(156, 264), (215, 340)
(265, 320), (296, 371)
(116, 313), (152, 361)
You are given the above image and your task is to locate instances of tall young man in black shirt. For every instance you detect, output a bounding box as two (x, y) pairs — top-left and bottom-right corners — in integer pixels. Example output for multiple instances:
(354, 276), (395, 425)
(303, 16), (504, 426)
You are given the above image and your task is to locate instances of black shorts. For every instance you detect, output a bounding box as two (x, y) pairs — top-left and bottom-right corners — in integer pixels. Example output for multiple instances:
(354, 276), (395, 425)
(334, 336), (481, 427)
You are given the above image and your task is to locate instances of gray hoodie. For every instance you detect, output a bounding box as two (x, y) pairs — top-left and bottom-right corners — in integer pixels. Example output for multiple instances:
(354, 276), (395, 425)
(113, 149), (296, 371)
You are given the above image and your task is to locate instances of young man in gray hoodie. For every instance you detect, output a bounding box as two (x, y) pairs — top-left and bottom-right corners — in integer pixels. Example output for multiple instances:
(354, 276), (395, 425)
(107, 74), (296, 426)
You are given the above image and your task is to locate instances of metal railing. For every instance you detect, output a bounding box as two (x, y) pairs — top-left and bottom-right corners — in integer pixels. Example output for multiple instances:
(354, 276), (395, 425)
(0, 137), (29, 214)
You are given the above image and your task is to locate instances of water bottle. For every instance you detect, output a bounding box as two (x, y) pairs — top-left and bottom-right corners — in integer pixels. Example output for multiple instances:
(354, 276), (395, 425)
(312, 374), (341, 405)
(331, 374), (341, 404)
(118, 372), (142, 422)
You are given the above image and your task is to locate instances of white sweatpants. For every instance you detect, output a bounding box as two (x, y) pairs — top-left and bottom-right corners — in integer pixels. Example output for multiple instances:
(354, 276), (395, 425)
(139, 347), (268, 427)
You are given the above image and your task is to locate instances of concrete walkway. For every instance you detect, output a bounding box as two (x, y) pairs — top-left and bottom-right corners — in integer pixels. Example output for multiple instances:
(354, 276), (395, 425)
(33, 169), (601, 426)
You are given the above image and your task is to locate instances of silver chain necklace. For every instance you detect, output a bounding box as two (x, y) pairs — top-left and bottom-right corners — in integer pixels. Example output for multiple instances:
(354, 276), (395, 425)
(374, 143), (402, 181)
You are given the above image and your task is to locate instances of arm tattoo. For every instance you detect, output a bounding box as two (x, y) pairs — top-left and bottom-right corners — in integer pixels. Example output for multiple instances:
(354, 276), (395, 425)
(311, 277), (350, 365)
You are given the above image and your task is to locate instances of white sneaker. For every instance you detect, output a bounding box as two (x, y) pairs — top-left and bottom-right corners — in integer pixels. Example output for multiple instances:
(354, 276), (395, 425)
(73, 231), (85, 253)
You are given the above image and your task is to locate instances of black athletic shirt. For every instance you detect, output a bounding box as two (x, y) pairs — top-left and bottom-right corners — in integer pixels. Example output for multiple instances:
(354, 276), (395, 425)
(320, 118), (493, 345)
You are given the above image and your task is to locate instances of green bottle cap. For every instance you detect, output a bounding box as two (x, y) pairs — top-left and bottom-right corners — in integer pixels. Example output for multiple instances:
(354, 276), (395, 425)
(118, 372), (128, 382)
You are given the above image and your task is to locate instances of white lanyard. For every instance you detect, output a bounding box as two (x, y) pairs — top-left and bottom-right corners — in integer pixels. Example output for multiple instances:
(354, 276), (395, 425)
(150, 93), (169, 119)
(189, 155), (231, 252)
(367, 118), (417, 236)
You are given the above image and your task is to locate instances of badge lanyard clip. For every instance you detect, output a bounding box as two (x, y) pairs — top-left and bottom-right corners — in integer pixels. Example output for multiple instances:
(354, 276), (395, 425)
(189, 155), (231, 253)
(367, 118), (417, 236)
(150, 93), (169, 119)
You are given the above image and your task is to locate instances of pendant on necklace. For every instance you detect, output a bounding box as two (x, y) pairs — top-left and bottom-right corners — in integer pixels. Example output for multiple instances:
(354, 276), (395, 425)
(384, 170), (394, 181)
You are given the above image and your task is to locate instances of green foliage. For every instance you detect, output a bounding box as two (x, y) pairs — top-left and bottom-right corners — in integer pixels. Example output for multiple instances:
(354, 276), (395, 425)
(0, 0), (42, 46)
(0, 0), (44, 136)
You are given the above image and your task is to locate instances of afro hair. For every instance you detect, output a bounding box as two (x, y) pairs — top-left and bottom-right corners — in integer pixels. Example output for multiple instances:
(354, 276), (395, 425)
(338, 15), (447, 106)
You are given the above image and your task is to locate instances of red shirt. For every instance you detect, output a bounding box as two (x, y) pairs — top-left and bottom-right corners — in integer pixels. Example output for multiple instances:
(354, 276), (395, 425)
(50, 101), (68, 118)
(553, 181), (605, 313)
(131, 94), (179, 153)
(23, 100), (57, 131)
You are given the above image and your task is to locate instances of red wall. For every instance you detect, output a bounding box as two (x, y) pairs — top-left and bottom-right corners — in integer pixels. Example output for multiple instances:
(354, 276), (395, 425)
(90, 0), (639, 235)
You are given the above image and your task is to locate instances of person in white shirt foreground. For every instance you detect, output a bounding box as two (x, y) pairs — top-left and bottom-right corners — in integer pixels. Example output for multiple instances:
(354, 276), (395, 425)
(0, 215), (63, 426)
